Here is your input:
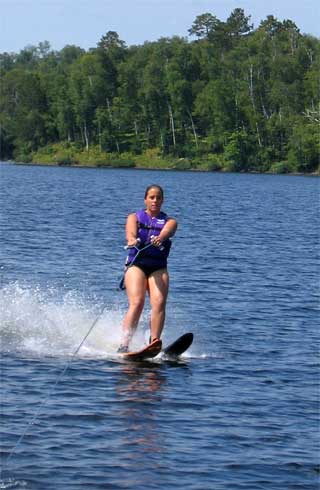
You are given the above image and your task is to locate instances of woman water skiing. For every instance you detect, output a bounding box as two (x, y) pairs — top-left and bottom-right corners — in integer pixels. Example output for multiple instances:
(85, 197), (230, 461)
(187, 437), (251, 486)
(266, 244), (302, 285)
(118, 185), (178, 353)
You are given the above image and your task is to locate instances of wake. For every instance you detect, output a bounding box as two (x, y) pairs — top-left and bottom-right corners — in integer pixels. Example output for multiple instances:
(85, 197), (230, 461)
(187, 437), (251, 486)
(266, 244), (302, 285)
(0, 282), (126, 357)
(0, 282), (217, 360)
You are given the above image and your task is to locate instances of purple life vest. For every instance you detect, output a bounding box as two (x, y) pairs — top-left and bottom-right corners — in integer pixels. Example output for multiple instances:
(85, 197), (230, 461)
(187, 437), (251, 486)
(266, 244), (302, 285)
(127, 209), (172, 268)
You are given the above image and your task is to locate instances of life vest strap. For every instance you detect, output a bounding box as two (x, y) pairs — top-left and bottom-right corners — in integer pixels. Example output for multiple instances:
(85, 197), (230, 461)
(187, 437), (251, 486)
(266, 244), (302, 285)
(137, 221), (163, 232)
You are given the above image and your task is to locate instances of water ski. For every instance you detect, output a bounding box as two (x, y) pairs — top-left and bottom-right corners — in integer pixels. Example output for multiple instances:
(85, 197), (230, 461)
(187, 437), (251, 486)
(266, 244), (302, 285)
(163, 333), (193, 359)
(121, 339), (162, 361)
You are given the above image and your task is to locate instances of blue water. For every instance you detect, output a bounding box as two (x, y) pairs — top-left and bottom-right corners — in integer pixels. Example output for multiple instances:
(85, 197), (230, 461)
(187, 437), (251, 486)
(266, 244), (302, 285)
(0, 163), (319, 489)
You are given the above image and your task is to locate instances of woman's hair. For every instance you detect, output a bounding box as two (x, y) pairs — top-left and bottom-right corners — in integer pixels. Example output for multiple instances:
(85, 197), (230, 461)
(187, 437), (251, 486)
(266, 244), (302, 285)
(144, 184), (164, 199)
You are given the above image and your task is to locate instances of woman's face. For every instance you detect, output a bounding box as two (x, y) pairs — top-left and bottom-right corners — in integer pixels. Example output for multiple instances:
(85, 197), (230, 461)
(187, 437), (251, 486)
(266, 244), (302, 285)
(145, 187), (163, 214)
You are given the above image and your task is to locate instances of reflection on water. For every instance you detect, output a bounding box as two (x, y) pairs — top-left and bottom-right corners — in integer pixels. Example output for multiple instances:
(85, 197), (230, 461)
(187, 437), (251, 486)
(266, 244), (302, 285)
(116, 362), (166, 398)
(115, 363), (166, 457)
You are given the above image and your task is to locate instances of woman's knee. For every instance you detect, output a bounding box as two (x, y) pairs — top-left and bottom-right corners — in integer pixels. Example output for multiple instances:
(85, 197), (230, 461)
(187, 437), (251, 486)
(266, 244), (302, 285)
(150, 294), (166, 312)
(129, 296), (145, 312)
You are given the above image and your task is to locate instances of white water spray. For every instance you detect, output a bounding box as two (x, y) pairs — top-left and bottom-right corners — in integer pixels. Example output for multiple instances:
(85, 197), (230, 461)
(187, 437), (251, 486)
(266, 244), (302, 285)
(0, 282), (127, 357)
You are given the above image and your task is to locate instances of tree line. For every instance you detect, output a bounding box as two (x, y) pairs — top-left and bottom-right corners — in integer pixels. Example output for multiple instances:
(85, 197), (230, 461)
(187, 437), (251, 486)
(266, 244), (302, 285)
(0, 9), (319, 173)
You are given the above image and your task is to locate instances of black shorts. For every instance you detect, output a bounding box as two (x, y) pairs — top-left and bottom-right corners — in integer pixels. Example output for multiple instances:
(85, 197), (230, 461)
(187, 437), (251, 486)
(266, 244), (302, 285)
(133, 263), (167, 278)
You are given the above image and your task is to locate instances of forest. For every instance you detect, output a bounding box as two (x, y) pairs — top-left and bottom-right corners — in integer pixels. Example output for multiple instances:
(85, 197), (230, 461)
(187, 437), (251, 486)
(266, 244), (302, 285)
(0, 9), (319, 173)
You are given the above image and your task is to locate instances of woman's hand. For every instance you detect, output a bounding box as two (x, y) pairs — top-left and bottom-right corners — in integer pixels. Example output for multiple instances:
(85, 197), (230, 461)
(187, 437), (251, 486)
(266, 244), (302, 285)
(151, 235), (163, 248)
(127, 238), (140, 248)
(152, 218), (177, 248)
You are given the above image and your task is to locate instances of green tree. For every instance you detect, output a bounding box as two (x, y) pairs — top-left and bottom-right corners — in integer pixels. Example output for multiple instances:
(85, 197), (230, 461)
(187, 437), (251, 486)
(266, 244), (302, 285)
(188, 13), (221, 39)
(0, 68), (49, 158)
(224, 130), (254, 171)
(69, 52), (114, 149)
(287, 118), (319, 172)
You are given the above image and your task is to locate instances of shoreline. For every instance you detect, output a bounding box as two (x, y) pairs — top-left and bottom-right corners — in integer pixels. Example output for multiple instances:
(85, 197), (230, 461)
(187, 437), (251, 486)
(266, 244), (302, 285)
(4, 159), (319, 177)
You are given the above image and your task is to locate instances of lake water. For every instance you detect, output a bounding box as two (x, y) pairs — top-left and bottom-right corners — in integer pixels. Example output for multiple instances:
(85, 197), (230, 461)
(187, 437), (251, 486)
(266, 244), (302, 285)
(0, 163), (319, 489)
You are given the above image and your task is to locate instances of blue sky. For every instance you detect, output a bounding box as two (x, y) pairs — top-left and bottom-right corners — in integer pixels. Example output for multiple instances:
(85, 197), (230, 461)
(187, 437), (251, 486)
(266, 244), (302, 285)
(1, 0), (319, 53)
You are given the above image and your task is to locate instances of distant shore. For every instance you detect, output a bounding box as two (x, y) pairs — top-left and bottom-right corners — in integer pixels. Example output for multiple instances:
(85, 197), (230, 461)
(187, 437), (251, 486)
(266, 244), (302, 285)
(7, 158), (319, 176)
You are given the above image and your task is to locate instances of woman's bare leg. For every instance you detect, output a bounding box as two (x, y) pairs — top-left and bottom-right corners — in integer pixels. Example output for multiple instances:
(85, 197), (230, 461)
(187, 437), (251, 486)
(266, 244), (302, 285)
(148, 269), (169, 341)
(121, 266), (147, 347)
